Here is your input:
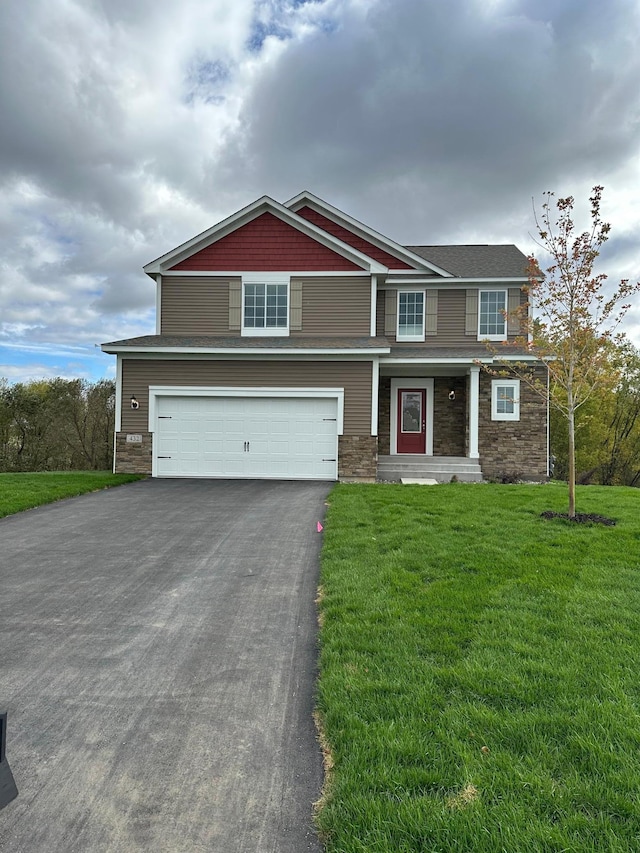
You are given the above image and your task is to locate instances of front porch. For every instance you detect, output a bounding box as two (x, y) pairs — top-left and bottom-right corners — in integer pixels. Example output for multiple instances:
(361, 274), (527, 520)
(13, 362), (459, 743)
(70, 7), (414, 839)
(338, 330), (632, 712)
(376, 367), (483, 481)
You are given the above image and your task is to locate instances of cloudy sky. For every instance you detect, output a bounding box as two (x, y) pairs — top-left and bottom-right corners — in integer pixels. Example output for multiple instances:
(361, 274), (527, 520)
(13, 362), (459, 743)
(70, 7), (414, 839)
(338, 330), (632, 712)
(1, 0), (640, 383)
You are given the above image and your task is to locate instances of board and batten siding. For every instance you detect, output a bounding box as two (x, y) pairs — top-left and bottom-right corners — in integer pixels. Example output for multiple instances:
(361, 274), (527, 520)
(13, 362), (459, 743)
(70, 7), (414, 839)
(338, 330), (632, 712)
(293, 276), (371, 336)
(161, 276), (238, 335)
(120, 359), (373, 435)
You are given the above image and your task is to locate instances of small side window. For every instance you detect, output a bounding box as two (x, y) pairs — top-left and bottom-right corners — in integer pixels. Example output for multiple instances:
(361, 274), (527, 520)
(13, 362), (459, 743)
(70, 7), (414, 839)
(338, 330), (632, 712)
(491, 379), (520, 421)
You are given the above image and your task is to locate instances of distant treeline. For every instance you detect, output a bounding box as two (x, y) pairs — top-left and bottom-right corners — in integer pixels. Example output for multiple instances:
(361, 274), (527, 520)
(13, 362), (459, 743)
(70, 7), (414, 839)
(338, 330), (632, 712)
(2, 361), (639, 483)
(0, 378), (115, 472)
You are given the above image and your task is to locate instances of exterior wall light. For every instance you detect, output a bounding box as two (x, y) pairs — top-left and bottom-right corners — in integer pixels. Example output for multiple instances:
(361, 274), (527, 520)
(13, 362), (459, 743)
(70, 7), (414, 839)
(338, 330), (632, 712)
(130, 396), (139, 410)
(448, 390), (456, 401)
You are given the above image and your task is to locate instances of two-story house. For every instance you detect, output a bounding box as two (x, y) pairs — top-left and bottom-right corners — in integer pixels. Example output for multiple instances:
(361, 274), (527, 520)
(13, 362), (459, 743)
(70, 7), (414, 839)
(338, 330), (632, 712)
(101, 192), (548, 482)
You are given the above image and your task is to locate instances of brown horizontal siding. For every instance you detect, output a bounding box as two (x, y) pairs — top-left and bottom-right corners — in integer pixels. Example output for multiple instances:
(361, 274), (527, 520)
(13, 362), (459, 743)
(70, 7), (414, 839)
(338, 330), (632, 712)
(161, 276), (235, 335)
(385, 287), (528, 347)
(121, 359), (372, 435)
(294, 276), (371, 336)
(434, 289), (468, 346)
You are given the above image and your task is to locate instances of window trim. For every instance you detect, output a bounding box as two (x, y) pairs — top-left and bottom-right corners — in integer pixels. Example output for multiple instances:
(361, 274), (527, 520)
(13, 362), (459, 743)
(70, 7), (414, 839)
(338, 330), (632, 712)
(396, 289), (425, 342)
(241, 274), (289, 337)
(491, 379), (520, 421)
(478, 288), (507, 341)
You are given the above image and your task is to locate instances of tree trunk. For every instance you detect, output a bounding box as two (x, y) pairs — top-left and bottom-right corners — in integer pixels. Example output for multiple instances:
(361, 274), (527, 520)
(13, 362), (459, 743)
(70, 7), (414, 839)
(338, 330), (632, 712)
(568, 407), (576, 517)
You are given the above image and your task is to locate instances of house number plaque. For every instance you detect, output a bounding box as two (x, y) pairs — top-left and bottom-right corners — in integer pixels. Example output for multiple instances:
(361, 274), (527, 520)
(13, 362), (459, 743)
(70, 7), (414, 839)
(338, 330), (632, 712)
(126, 434), (143, 444)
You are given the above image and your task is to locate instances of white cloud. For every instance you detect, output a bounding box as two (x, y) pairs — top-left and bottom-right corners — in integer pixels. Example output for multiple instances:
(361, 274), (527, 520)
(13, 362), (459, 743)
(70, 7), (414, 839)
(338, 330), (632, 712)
(1, 0), (639, 384)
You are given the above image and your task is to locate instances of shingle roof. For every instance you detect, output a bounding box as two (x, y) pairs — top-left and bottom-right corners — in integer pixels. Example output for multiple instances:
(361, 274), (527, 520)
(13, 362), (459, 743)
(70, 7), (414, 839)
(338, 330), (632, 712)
(388, 345), (533, 359)
(405, 245), (529, 278)
(101, 334), (390, 350)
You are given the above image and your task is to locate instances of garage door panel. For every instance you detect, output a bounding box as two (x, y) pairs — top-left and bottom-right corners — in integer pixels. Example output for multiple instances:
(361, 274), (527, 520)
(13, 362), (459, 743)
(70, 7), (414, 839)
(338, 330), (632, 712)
(155, 395), (338, 480)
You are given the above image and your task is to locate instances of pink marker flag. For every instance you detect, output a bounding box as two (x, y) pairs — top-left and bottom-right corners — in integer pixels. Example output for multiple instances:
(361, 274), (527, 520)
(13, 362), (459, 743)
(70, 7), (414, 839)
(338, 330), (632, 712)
(317, 522), (324, 532)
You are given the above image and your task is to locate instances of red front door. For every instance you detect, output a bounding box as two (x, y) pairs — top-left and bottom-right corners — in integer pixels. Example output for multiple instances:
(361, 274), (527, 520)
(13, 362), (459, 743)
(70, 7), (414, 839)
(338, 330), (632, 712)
(397, 389), (426, 453)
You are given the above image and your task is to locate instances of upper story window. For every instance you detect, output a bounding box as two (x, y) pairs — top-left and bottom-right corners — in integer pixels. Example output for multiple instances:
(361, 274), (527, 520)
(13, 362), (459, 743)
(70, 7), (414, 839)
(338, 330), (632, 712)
(397, 290), (425, 341)
(242, 276), (289, 336)
(491, 379), (520, 421)
(478, 289), (507, 340)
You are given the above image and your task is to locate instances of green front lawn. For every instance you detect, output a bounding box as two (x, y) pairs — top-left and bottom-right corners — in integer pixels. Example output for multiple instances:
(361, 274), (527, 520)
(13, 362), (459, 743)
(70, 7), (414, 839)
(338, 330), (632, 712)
(317, 482), (640, 852)
(0, 471), (144, 518)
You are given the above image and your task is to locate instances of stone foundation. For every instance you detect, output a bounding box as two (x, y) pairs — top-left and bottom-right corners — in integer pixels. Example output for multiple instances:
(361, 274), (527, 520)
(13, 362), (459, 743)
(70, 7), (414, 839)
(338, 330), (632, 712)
(114, 432), (153, 475)
(338, 435), (378, 481)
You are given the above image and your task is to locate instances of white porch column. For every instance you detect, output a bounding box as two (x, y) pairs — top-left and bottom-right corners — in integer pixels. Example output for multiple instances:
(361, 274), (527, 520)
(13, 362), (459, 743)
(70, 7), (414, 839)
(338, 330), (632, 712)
(468, 365), (480, 459)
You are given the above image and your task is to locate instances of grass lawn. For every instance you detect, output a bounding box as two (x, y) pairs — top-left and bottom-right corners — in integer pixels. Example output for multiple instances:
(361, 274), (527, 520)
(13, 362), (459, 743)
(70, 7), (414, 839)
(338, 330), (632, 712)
(0, 471), (144, 518)
(316, 482), (640, 852)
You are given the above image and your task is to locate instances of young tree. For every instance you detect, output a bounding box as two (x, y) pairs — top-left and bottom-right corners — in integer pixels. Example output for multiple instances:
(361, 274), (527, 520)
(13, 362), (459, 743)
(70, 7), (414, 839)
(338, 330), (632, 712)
(520, 186), (640, 516)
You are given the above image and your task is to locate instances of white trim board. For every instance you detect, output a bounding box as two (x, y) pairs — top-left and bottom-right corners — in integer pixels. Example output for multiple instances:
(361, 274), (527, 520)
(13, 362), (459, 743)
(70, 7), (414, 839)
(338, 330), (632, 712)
(390, 378), (434, 456)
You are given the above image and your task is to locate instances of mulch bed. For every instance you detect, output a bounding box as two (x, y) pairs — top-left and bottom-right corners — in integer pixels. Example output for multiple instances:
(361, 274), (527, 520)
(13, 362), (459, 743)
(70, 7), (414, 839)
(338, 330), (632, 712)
(540, 511), (616, 526)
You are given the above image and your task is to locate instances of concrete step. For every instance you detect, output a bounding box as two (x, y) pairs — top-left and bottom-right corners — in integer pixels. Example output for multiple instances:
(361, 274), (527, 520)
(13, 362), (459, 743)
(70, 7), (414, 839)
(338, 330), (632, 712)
(377, 455), (483, 483)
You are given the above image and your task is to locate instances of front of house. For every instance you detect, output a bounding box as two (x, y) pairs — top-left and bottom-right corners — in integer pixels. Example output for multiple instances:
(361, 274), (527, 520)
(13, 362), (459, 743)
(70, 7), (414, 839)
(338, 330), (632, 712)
(102, 192), (548, 482)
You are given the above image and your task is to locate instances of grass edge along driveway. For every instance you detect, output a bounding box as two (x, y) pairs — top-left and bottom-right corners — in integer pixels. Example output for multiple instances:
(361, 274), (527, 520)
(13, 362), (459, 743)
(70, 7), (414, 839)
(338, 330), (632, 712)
(316, 482), (640, 853)
(0, 472), (144, 518)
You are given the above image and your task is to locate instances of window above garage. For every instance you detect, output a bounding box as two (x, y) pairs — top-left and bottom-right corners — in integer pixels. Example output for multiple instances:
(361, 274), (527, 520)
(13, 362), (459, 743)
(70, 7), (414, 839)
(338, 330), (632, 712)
(241, 274), (289, 336)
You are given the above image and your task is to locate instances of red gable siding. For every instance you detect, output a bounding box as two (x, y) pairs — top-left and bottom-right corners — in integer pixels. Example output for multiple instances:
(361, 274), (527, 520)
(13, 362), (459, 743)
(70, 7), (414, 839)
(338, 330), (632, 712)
(296, 206), (415, 270)
(170, 212), (363, 271)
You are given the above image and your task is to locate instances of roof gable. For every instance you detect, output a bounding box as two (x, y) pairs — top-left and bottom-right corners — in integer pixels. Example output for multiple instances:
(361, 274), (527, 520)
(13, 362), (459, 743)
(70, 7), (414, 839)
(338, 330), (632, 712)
(170, 212), (363, 272)
(285, 191), (452, 277)
(144, 195), (388, 275)
(295, 205), (416, 270)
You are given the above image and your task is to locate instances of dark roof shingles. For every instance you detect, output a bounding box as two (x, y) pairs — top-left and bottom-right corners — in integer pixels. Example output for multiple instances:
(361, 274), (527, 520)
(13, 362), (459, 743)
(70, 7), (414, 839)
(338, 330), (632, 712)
(406, 244), (529, 278)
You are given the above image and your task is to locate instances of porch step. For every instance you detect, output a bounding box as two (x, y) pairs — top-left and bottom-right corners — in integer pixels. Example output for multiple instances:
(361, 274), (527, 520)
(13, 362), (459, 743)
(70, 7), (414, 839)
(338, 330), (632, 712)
(377, 455), (483, 483)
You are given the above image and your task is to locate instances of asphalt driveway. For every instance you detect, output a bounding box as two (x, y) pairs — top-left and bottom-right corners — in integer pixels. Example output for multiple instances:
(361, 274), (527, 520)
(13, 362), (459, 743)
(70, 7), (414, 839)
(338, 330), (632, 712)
(0, 479), (330, 852)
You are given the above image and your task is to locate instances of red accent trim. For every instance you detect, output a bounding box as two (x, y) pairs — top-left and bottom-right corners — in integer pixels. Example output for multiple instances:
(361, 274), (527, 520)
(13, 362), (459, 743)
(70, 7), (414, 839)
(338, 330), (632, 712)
(296, 206), (416, 270)
(170, 212), (363, 271)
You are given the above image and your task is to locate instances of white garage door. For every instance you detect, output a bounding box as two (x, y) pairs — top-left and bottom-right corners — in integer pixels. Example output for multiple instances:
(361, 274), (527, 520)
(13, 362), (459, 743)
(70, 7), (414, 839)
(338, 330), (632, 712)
(154, 395), (338, 480)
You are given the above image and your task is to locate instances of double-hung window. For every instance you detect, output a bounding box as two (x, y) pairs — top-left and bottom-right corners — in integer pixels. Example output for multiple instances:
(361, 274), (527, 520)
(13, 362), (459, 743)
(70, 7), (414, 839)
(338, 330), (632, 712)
(491, 379), (520, 421)
(478, 289), (507, 340)
(242, 275), (289, 336)
(397, 290), (425, 341)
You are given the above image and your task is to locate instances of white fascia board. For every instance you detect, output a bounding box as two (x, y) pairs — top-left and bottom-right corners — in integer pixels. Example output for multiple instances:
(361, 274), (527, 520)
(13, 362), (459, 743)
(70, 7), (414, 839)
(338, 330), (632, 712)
(383, 357), (494, 365)
(284, 191), (452, 277)
(160, 269), (372, 277)
(387, 277), (529, 286)
(381, 354), (541, 365)
(144, 195), (387, 275)
(101, 346), (390, 357)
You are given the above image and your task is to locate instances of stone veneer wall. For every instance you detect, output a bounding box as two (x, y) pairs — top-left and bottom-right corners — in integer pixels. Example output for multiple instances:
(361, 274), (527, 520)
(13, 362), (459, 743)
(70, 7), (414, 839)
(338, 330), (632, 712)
(115, 432), (152, 474)
(478, 367), (548, 481)
(378, 377), (391, 455)
(432, 377), (466, 456)
(338, 435), (378, 481)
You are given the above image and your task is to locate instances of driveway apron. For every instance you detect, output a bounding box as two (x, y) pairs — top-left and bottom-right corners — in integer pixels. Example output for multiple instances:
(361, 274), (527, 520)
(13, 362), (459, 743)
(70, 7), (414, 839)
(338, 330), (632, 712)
(0, 479), (329, 852)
